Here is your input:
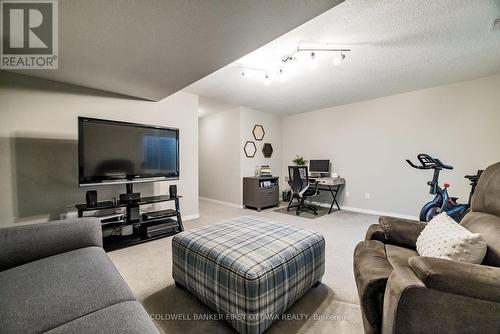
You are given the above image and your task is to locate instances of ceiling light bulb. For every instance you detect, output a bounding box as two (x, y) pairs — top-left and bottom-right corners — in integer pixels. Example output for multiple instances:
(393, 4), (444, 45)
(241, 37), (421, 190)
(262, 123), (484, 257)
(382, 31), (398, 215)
(333, 53), (346, 66)
(241, 69), (253, 78)
(264, 74), (271, 86)
(309, 52), (318, 70)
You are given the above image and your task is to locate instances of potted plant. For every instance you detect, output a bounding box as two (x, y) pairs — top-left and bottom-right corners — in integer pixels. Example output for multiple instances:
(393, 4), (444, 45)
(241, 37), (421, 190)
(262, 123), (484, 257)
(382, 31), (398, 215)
(293, 155), (308, 166)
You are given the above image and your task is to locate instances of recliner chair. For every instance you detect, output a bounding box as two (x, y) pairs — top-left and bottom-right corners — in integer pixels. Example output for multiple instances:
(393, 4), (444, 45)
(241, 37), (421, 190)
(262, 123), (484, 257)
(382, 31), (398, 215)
(287, 166), (319, 215)
(353, 162), (500, 334)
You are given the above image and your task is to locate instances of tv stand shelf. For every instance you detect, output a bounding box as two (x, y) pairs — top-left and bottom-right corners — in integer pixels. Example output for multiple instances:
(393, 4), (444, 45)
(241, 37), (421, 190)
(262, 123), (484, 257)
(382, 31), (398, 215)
(75, 195), (183, 214)
(76, 195), (184, 252)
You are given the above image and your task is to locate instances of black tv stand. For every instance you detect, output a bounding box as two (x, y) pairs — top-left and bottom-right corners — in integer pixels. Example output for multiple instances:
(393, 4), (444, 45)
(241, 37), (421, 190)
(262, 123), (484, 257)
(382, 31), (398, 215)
(76, 192), (184, 252)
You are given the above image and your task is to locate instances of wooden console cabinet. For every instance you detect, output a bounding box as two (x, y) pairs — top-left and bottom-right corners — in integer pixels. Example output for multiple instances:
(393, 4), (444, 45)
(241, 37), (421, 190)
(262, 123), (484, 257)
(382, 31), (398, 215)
(243, 176), (279, 211)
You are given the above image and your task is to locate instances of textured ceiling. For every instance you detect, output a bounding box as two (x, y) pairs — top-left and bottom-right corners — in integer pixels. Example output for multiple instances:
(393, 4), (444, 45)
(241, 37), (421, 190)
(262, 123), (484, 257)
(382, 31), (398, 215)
(185, 0), (500, 114)
(2, 0), (341, 101)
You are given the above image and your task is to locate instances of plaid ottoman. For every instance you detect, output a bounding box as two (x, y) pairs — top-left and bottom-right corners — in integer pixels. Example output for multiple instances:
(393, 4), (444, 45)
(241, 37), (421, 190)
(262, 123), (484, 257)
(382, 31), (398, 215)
(172, 216), (325, 334)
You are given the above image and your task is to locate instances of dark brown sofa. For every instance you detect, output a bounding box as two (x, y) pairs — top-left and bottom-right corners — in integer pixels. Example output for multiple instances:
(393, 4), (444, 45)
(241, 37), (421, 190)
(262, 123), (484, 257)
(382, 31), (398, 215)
(354, 162), (500, 334)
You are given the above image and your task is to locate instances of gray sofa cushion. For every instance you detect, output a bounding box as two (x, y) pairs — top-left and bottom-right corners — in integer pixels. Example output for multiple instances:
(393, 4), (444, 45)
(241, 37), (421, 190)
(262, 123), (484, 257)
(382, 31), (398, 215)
(0, 246), (135, 334)
(44, 301), (159, 334)
(0, 218), (102, 271)
(385, 244), (418, 268)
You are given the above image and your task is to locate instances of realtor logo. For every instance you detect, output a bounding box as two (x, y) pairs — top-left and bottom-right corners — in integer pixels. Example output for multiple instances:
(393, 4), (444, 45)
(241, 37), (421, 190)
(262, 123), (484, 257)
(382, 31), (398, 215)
(1, 0), (58, 69)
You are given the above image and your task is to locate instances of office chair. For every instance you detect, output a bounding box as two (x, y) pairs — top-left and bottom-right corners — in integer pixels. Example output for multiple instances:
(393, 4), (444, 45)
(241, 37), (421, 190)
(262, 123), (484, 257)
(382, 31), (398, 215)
(287, 166), (319, 215)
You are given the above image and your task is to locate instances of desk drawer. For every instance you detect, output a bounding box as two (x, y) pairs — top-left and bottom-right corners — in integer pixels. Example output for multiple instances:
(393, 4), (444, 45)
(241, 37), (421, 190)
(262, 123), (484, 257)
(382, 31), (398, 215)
(258, 188), (279, 206)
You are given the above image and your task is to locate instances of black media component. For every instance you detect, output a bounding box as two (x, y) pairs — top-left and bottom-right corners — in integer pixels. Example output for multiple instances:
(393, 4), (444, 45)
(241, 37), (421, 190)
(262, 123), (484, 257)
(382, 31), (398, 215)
(75, 194), (184, 251)
(142, 209), (177, 221)
(119, 192), (141, 203)
(86, 190), (97, 207)
(127, 205), (140, 222)
(140, 220), (180, 239)
(169, 184), (177, 198)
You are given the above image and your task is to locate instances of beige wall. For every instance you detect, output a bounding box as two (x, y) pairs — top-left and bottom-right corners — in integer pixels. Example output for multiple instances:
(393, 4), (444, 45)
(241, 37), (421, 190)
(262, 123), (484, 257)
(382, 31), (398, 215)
(199, 106), (283, 206)
(282, 75), (500, 217)
(198, 107), (241, 204)
(0, 72), (199, 226)
(239, 107), (283, 194)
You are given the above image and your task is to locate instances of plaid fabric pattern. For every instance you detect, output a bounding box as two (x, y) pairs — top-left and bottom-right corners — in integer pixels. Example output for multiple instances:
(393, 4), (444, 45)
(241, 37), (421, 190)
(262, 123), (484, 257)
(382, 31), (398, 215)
(172, 216), (325, 334)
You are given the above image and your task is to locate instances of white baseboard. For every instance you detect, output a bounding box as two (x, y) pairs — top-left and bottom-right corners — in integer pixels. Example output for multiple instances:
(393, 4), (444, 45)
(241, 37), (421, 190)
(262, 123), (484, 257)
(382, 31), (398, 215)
(200, 197), (417, 220)
(340, 206), (417, 220)
(183, 213), (200, 221)
(308, 200), (417, 220)
(199, 197), (243, 209)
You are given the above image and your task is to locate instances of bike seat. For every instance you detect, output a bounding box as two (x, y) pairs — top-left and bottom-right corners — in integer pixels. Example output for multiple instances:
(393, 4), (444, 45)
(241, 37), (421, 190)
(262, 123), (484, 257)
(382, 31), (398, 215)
(465, 175), (478, 181)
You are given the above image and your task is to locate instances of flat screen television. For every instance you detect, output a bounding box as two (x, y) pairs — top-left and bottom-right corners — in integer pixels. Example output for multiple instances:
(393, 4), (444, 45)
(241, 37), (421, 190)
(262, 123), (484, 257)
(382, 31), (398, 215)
(78, 117), (179, 186)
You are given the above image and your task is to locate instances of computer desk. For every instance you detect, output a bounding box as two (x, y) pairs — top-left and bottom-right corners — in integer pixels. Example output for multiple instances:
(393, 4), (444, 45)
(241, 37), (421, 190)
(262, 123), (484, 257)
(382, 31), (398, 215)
(285, 176), (345, 214)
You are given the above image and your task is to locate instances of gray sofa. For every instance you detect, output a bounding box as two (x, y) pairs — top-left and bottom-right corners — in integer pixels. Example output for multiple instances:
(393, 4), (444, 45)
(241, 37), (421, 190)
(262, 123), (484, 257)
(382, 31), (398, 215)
(0, 218), (159, 334)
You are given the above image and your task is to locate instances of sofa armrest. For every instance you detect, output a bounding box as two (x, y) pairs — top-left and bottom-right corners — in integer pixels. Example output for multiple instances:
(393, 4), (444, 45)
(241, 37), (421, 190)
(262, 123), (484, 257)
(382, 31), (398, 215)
(0, 218), (102, 271)
(382, 266), (426, 334)
(382, 265), (500, 334)
(375, 216), (425, 248)
(409, 256), (500, 303)
(365, 224), (387, 243)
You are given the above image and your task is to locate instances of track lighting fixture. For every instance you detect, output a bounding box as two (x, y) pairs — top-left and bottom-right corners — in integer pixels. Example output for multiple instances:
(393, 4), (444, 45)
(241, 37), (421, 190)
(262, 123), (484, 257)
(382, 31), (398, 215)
(237, 42), (351, 85)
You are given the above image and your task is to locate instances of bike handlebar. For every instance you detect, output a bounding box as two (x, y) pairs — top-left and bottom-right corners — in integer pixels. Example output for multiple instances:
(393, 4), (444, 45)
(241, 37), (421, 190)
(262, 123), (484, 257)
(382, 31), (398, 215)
(405, 159), (423, 169)
(406, 153), (454, 170)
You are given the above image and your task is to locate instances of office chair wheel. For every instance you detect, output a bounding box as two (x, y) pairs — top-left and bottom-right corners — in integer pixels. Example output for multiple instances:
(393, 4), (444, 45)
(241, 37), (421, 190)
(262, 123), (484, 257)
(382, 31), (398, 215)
(313, 211), (318, 216)
(296, 210), (300, 216)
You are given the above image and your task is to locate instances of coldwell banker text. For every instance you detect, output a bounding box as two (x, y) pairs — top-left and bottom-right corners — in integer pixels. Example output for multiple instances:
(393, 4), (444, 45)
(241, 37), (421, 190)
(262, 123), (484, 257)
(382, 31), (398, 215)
(1, 0), (58, 69)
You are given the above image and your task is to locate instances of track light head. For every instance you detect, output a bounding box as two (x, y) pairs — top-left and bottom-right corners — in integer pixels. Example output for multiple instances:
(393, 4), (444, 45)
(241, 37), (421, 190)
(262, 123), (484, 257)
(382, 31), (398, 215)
(309, 52), (318, 70)
(241, 69), (254, 78)
(333, 53), (346, 66)
(278, 69), (287, 83)
(264, 73), (271, 86)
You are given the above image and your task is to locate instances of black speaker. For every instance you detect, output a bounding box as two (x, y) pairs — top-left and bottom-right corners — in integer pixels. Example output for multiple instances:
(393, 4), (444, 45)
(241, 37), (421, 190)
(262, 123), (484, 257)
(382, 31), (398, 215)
(169, 185), (177, 198)
(86, 190), (97, 207)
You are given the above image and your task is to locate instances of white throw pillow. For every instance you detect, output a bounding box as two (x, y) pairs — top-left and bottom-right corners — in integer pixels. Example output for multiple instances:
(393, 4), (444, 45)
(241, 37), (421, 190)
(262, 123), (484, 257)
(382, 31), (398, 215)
(416, 212), (487, 264)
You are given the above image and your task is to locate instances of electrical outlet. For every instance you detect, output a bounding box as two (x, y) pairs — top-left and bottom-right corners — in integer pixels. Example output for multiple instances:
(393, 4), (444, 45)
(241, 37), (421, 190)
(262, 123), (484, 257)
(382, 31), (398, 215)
(365, 192), (371, 200)
(345, 191), (350, 198)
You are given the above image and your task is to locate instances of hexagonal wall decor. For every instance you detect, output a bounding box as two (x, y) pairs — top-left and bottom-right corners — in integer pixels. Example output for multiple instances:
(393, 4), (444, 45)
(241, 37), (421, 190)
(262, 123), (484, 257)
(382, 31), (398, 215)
(262, 143), (273, 158)
(244, 141), (257, 158)
(252, 124), (265, 141)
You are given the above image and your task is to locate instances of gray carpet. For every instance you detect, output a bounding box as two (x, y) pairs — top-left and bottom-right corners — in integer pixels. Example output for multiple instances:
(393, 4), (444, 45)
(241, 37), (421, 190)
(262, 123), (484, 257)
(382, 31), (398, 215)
(109, 200), (377, 334)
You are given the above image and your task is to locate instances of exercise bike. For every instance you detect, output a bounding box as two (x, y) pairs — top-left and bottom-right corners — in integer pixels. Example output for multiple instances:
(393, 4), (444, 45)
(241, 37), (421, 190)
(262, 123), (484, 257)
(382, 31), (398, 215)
(406, 154), (481, 222)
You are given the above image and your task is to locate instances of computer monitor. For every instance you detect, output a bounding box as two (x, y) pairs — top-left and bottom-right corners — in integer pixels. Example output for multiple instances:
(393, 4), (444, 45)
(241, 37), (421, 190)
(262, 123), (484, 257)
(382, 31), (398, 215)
(309, 160), (330, 173)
